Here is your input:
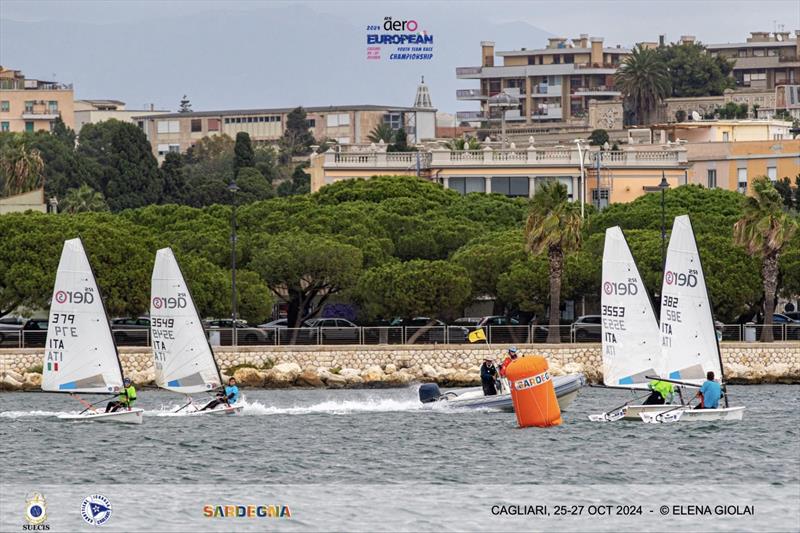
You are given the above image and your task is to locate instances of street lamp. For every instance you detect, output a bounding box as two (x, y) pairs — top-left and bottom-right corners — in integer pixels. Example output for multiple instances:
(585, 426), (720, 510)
(573, 139), (587, 218)
(658, 172), (670, 268)
(488, 92), (520, 147)
(228, 180), (240, 346)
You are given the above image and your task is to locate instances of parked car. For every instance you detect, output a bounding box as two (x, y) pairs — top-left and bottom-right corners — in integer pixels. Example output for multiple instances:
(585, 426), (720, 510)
(783, 312), (800, 322)
(571, 315), (602, 341)
(0, 316), (26, 345)
(772, 313), (800, 340)
(111, 317), (151, 346)
(304, 318), (361, 343)
(391, 317), (469, 343)
(19, 318), (50, 347)
(205, 319), (271, 346)
(453, 316), (525, 343)
(258, 318), (288, 329)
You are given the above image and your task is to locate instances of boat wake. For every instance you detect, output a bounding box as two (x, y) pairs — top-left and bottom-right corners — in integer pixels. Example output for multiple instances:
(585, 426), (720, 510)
(0, 410), (66, 418)
(239, 397), (425, 416)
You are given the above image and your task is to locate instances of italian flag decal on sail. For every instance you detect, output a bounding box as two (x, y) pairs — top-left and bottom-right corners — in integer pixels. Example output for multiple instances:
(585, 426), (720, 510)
(48, 362), (59, 371)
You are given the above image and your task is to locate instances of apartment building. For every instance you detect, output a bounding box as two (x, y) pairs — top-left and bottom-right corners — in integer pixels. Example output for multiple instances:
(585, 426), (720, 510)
(654, 118), (793, 143)
(73, 100), (170, 133)
(685, 139), (800, 193)
(706, 31), (800, 90)
(309, 142), (688, 209)
(136, 102), (437, 160)
(456, 36), (629, 127)
(0, 67), (74, 133)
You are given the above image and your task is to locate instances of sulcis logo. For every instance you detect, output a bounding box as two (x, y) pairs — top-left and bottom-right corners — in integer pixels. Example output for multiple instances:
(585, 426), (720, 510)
(152, 293), (187, 310)
(81, 494), (112, 526)
(665, 270), (698, 287)
(55, 288), (94, 305)
(23, 492), (50, 531)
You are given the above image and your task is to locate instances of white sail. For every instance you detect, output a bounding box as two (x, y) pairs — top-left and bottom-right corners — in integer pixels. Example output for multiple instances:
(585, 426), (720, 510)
(150, 248), (221, 394)
(660, 215), (723, 384)
(601, 227), (663, 388)
(42, 239), (123, 393)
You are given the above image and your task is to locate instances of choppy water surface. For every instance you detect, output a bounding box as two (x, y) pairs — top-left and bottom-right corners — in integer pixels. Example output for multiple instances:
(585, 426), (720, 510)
(1, 385), (798, 531)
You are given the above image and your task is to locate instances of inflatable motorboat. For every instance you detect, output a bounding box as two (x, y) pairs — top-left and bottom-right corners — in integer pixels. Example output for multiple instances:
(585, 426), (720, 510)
(418, 373), (585, 412)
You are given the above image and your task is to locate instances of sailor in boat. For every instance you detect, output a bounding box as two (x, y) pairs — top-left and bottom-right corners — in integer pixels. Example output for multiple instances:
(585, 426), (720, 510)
(693, 371), (722, 409)
(480, 358), (498, 396)
(498, 346), (519, 378)
(642, 379), (674, 405)
(201, 377), (240, 411)
(106, 377), (137, 413)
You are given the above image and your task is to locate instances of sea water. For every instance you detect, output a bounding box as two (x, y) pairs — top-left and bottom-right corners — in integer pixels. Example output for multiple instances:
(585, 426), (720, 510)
(1, 385), (798, 531)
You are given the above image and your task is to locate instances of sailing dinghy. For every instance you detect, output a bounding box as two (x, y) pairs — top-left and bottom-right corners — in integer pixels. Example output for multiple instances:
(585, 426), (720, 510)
(43, 238), (144, 424)
(150, 248), (242, 416)
(589, 226), (674, 422)
(640, 215), (745, 423)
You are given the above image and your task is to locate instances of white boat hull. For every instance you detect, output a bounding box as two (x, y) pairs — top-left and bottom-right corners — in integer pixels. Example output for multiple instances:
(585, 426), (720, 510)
(58, 408), (144, 425)
(184, 404), (243, 416)
(640, 405), (745, 423)
(622, 404), (677, 420)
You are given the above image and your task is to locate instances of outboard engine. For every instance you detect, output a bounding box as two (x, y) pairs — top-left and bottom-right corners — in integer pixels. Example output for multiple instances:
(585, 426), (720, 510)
(418, 383), (442, 403)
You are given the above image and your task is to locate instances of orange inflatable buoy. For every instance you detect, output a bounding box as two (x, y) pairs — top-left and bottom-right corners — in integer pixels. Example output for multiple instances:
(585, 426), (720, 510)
(506, 355), (562, 427)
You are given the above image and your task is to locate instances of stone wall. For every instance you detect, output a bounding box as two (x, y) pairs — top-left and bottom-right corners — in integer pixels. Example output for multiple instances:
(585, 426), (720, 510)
(2, 343), (799, 390)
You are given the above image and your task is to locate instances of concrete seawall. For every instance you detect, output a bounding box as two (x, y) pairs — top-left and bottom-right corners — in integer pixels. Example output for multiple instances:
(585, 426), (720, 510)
(2, 343), (799, 390)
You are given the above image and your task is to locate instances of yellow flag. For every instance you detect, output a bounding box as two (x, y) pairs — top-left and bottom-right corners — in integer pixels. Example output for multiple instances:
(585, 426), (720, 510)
(468, 328), (487, 343)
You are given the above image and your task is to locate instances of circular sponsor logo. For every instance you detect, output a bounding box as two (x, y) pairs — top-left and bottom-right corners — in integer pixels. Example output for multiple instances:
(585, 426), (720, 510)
(603, 282), (613, 295)
(55, 290), (67, 304)
(81, 494), (112, 526)
(665, 271), (675, 285)
(24, 492), (47, 525)
(152, 297), (163, 309)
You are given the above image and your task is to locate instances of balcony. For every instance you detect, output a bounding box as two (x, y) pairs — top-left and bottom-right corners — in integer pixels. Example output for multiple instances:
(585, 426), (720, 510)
(532, 108), (563, 120)
(590, 149), (686, 166)
(572, 86), (621, 97)
(456, 89), (486, 100)
(456, 111), (485, 122)
(323, 151), (432, 169)
(0, 80), (73, 91)
(456, 66), (483, 78)
(575, 62), (621, 70)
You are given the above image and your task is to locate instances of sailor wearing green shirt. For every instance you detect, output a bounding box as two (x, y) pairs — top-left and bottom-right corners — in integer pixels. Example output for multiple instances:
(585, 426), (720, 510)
(106, 377), (137, 412)
(643, 379), (673, 405)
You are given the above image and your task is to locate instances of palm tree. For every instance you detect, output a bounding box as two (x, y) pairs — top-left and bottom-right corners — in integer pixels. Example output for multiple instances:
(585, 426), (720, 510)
(0, 136), (44, 197)
(59, 184), (110, 213)
(367, 123), (394, 144)
(524, 181), (583, 343)
(733, 177), (798, 342)
(615, 45), (671, 125)
(444, 137), (481, 151)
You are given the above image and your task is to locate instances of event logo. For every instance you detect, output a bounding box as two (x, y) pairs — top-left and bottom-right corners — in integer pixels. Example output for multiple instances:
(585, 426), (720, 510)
(203, 505), (292, 519)
(23, 492), (49, 531)
(513, 371), (551, 391)
(604, 280), (638, 296)
(54, 289), (94, 305)
(366, 16), (434, 61)
(152, 294), (187, 310)
(81, 494), (112, 526)
(664, 270), (698, 287)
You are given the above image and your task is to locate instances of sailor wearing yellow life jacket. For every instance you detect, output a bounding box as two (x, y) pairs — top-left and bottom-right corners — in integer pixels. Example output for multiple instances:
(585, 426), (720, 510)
(643, 379), (673, 405)
(106, 377), (137, 412)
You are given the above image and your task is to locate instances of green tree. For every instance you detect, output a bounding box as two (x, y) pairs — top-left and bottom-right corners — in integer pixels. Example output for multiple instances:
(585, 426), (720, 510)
(733, 177), (798, 341)
(588, 129), (609, 146)
(26, 130), (89, 200)
(658, 42), (735, 97)
(59, 184), (109, 213)
(367, 123), (394, 144)
(524, 181), (583, 342)
(356, 259), (471, 323)
(51, 116), (76, 147)
(444, 137), (481, 150)
(179, 95), (192, 113)
(276, 165), (310, 197)
(185, 134), (234, 163)
(0, 135), (44, 196)
(246, 232), (363, 328)
(77, 120), (162, 211)
(236, 167), (274, 203)
(160, 151), (186, 204)
(773, 177), (795, 210)
(278, 107), (314, 164)
(389, 127), (413, 152)
(615, 45), (671, 124)
(233, 132), (255, 176)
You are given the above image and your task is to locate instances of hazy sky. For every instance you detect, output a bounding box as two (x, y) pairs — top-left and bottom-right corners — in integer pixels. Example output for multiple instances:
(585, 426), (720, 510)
(2, 1), (798, 114)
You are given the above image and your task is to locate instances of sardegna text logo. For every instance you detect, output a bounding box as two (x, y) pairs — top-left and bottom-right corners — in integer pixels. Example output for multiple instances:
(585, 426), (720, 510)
(54, 288), (94, 305)
(152, 293), (188, 310)
(665, 270), (698, 287)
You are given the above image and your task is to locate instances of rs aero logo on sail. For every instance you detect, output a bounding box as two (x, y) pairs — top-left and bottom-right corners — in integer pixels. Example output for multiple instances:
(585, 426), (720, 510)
(54, 288), (94, 305)
(152, 294), (188, 309)
(665, 270), (698, 287)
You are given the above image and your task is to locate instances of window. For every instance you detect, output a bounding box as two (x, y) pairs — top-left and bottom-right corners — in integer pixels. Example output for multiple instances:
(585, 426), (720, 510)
(48, 100), (58, 113)
(306, 119), (316, 128)
(156, 120), (180, 133)
(382, 112), (402, 130)
(208, 118), (220, 132)
(0, 100), (8, 112)
(335, 137), (351, 144)
(737, 168), (748, 193)
(0, 121), (8, 132)
(767, 166), (777, 181)
(25, 121), (34, 132)
(224, 118), (231, 124)
(191, 119), (202, 132)
(592, 188), (610, 209)
(753, 49), (765, 57)
(24, 101), (34, 113)
(169, 144), (180, 153)
(448, 177), (485, 195)
(491, 177), (529, 197)
(137, 120), (144, 130)
(327, 113), (351, 128)
(722, 132), (729, 142)
(707, 169), (717, 189)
